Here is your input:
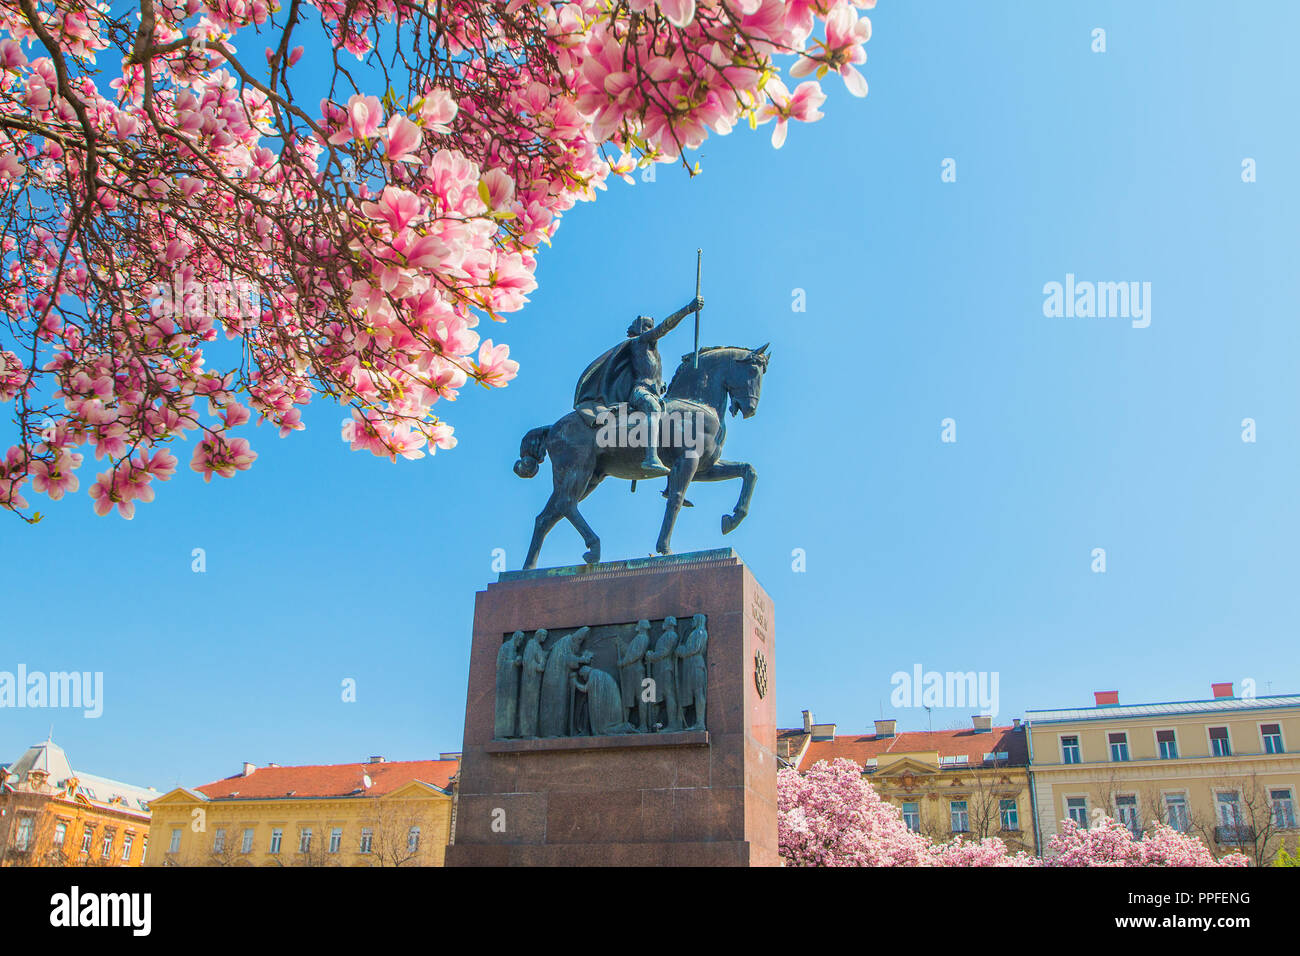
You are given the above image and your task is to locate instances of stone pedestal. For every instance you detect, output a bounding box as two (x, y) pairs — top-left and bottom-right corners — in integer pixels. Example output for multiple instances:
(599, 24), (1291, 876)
(445, 549), (777, 867)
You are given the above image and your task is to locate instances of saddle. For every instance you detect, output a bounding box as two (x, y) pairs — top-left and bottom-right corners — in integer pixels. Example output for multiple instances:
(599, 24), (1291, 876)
(574, 400), (613, 428)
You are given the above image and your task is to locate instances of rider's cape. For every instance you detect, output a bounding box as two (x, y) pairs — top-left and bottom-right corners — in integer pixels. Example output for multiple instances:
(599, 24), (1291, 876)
(573, 339), (639, 426)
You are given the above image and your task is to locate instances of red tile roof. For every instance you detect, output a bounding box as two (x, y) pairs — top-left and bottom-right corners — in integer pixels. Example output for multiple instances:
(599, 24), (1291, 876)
(776, 729), (811, 763)
(195, 759), (458, 800)
(796, 726), (1028, 771)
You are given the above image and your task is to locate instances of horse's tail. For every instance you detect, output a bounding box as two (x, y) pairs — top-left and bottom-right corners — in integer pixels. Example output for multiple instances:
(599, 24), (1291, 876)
(514, 425), (551, 478)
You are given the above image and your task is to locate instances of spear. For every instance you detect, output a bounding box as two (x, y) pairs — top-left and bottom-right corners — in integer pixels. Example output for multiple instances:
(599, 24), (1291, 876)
(692, 248), (702, 368)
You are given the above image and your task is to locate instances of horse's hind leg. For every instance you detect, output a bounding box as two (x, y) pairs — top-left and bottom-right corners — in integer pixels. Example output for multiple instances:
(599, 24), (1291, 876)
(557, 472), (600, 565)
(565, 504), (601, 565)
(523, 419), (601, 570)
(656, 455), (699, 555)
(523, 491), (565, 571)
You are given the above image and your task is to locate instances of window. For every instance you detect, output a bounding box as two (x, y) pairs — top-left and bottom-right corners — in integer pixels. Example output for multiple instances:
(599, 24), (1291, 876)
(167, 828), (181, 854)
(1107, 732), (1129, 761)
(269, 828), (283, 854)
(407, 826), (421, 854)
(1216, 792), (1250, 844)
(1164, 793), (1189, 832)
(52, 821), (67, 849)
(1216, 791), (1242, 825)
(122, 834), (134, 861)
(1061, 736), (1081, 764)
(901, 802), (920, 832)
(299, 828), (312, 854)
(1271, 789), (1296, 829)
(1115, 794), (1140, 835)
(1066, 797), (1088, 827)
(1209, 726), (1231, 757)
(1156, 729), (1178, 759)
(141, 837), (148, 865)
(15, 817), (34, 851)
(241, 828), (254, 854)
(359, 827), (374, 854)
(213, 828), (226, 854)
(329, 827), (343, 853)
(950, 800), (969, 833)
(1262, 723), (1284, 754)
(101, 832), (113, 859)
(1000, 799), (1019, 831)
(82, 826), (95, 853)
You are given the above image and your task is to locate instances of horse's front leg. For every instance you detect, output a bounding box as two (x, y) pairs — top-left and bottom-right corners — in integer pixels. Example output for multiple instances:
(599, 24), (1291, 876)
(656, 454), (699, 555)
(693, 459), (757, 535)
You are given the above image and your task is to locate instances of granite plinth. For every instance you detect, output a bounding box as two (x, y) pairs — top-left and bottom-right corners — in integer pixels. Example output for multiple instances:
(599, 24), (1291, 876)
(445, 549), (777, 867)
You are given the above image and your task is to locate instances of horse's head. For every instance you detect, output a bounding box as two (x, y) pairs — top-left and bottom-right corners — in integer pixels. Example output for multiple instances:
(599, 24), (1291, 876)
(668, 343), (772, 418)
(725, 343), (770, 419)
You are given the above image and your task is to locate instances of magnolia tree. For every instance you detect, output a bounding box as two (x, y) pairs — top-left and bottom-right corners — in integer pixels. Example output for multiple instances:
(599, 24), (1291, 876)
(0, 0), (875, 521)
(778, 759), (1249, 867)
(1044, 816), (1249, 868)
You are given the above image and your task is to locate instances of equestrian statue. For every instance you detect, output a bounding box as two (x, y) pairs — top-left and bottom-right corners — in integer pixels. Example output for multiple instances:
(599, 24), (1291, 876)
(513, 251), (771, 570)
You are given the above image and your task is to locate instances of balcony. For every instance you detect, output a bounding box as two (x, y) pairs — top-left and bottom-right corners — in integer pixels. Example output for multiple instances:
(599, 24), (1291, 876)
(1214, 825), (1255, 845)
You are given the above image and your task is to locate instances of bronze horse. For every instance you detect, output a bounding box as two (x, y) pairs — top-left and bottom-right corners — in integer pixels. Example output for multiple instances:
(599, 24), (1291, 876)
(514, 344), (770, 570)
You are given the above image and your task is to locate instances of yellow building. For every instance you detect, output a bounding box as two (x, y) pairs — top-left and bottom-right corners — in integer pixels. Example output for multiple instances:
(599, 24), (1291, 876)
(788, 712), (1034, 853)
(0, 737), (157, 867)
(1025, 684), (1300, 865)
(146, 755), (459, 867)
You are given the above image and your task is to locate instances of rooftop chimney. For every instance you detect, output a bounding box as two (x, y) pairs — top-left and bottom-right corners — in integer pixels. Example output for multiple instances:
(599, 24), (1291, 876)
(241, 762), (256, 777)
(439, 752), (461, 762)
(810, 722), (837, 742)
(972, 714), (993, 733)
(1094, 691), (1120, 707)
(802, 710), (813, 734)
(874, 718), (896, 738)
(1012, 718), (1021, 728)
(1211, 682), (1234, 699)
(368, 755), (386, 764)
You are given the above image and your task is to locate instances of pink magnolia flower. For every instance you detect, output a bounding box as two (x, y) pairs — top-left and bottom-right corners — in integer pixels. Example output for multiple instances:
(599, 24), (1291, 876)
(29, 455), (80, 500)
(425, 421), (457, 453)
(140, 449), (178, 480)
(629, 0), (697, 28)
(480, 168), (515, 211)
(417, 88), (458, 133)
(88, 470), (135, 518)
(359, 186), (423, 232)
(0, 38), (27, 72)
(758, 78), (826, 148)
(0, 480), (29, 510)
(382, 423), (426, 461)
(473, 339), (519, 387)
(383, 113), (423, 164)
(329, 94), (383, 145)
(189, 434), (257, 481)
(791, 1), (871, 97)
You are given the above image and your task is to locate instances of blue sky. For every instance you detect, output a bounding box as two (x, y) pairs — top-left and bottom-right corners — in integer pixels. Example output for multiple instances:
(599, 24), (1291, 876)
(3, 0), (1298, 790)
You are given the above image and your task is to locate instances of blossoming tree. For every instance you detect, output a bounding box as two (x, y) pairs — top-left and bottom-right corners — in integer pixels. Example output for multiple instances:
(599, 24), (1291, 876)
(0, 0), (876, 520)
(778, 759), (1249, 867)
